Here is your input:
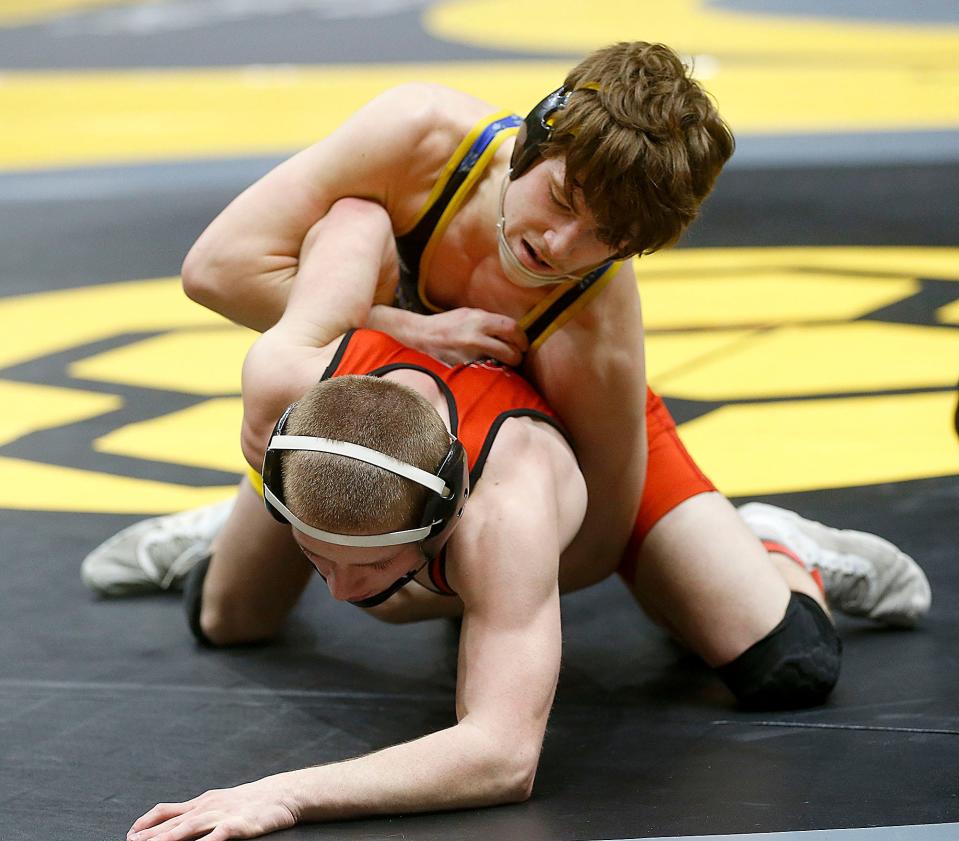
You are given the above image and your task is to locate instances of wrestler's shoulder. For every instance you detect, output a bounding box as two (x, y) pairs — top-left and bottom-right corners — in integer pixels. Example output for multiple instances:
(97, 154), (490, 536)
(567, 259), (641, 336)
(449, 413), (584, 567)
(362, 83), (504, 158)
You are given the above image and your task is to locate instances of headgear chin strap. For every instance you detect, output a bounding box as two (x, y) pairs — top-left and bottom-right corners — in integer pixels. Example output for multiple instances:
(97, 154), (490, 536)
(261, 403), (469, 605)
(496, 174), (581, 289)
(308, 560), (429, 608)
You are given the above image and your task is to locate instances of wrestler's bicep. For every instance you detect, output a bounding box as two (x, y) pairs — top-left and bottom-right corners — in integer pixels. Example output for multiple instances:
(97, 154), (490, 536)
(449, 421), (579, 754)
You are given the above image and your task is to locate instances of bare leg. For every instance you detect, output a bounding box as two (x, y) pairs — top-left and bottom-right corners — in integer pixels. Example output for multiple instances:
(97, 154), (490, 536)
(199, 478), (313, 646)
(625, 491), (828, 668)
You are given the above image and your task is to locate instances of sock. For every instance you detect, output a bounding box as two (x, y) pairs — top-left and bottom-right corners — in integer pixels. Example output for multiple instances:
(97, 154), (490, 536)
(761, 538), (825, 596)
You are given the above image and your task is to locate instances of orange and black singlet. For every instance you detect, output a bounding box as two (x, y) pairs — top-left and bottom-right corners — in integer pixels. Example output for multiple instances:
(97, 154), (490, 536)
(321, 327), (569, 596)
(393, 111), (623, 355)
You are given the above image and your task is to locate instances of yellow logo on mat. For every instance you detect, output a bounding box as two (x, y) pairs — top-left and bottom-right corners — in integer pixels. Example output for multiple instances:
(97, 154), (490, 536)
(0, 246), (957, 513)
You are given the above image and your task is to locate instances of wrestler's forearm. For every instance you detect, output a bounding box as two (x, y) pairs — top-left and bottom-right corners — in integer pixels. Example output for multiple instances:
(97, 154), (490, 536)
(184, 267), (291, 333)
(282, 721), (534, 822)
(529, 359), (646, 579)
(566, 423), (647, 572)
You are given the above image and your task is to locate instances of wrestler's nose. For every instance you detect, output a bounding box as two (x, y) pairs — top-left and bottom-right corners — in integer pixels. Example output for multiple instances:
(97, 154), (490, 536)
(543, 218), (586, 258)
(325, 569), (369, 602)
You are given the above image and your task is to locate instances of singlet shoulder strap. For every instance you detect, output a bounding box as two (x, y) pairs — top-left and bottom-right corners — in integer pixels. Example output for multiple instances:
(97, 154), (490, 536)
(395, 111), (521, 313)
(520, 261), (624, 352)
(425, 548), (457, 596)
(417, 406), (570, 599)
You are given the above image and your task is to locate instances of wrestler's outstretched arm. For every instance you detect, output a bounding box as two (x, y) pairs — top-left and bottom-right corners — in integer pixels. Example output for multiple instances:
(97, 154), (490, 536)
(127, 410), (586, 840)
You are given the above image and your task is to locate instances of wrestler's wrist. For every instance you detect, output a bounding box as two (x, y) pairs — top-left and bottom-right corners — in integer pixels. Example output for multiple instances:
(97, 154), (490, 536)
(368, 304), (418, 343)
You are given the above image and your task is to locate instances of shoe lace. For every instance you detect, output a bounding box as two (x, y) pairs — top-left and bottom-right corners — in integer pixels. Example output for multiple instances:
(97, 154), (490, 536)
(815, 552), (873, 606)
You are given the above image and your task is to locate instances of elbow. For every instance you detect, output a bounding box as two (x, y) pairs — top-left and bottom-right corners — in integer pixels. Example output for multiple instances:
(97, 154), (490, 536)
(240, 421), (265, 474)
(500, 759), (537, 804)
(493, 742), (540, 804)
(458, 720), (543, 805)
(181, 241), (226, 311)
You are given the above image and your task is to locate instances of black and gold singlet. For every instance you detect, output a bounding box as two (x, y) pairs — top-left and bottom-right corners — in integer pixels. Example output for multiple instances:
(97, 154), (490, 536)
(393, 111), (622, 355)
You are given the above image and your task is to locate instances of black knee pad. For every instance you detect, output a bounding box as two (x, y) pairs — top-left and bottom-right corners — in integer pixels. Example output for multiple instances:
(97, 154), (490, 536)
(954, 377), (959, 438)
(183, 552), (216, 648)
(716, 592), (842, 710)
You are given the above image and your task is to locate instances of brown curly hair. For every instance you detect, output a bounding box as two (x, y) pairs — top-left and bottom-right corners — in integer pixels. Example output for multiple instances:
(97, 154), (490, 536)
(542, 41), (735, 257)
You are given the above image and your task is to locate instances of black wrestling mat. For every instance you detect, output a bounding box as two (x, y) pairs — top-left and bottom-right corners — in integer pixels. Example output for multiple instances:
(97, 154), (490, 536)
(2, 3), (958, 840)
(2, 483), (957, 840)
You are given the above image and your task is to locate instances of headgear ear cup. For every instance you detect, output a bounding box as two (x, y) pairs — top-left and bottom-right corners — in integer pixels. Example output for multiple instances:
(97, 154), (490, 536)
(420, 439), (469, 558)
(261, 403), (297, 525)
(509, 87), (571, 180)
(509, 83), (603, 181)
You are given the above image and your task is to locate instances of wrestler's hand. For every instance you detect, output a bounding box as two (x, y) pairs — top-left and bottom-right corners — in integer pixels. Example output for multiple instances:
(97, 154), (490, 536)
(127, 775), (298, 841)
(413, 307), (528, 366)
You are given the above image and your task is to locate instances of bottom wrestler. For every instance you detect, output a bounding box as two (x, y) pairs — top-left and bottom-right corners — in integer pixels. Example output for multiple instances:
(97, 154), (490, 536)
(83, 280), (929, 841)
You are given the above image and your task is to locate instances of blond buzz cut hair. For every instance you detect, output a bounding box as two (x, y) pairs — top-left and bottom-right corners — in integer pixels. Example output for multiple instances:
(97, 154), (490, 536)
(280, 376), (452, 535)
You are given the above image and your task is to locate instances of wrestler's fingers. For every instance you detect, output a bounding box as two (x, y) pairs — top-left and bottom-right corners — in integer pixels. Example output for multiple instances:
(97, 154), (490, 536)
(483, 314), (529, 353)
(130, 801), (188, 831)
(474, 337), (523, 367)
(130, 810), (226, 841)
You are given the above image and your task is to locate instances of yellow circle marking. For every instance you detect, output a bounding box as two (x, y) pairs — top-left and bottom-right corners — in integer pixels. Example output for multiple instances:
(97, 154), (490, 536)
(938, 299), (959, 324)
(651, 322), (959, 400)
(69, 327), (254, 395)
(0, 277), (221, 369)
(3, 2), (958, 170)
(0, 246), (956, 512)
(0, 0), (140, 26)
(95, 396), (244, 473)
(678, 392), (958, 497)
(0, 380), (120, 445)
(427, 0), (959, 63)
(4, 58), (958, 171)
(0, 455), (235, 513)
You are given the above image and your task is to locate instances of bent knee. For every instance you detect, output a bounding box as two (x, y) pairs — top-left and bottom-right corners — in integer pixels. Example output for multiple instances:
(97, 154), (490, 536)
(717, 592), (842, 710)
(197, 602), (280, 647)
(184, 555), (279, 648)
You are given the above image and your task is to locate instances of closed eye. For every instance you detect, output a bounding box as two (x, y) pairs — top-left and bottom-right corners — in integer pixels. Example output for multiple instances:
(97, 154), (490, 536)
(549, 188), (571, 211)
(365, 559), (394, 572)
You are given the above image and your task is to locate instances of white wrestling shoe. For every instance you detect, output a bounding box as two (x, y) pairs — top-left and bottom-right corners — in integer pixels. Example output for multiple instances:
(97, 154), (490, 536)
(738, 502), (931, 628)
(81, 499), (234, 597)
